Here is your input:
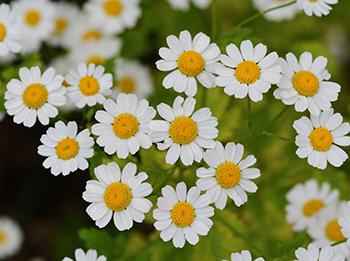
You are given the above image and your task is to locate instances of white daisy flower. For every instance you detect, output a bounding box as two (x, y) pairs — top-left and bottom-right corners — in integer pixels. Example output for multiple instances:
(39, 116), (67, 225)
(85, 0), (141, 35)
(274, 52), (340, 116)
(0, 217), (23, 260)
(153, 182), (214, 248)
(62, 248), (106, 261)
(91, 93), (156, 159)
(297, 0), (338, 17)
(252, 0), (299, 22)
(113, 59), (153, 98)
(293, 109), (350, 169)
(38, 121), (94, 176)
(156, 30), (220, 97)
(82, 162), (153, 231)
(339, 202), (350, 243)
(295, 244), (345, 261)
(167, 0), (211, 11)
(65, 63), (113, 109)
(0, 3), (22, 56)
(286, 179), (339, 232)
(13, 0), (55, 53)
(5, 66), (66, 127)
(196, 141), (261, 209)
(216, 40), (281, 102)
(149, 96), (219, 166)
(222, 250), (265, 261)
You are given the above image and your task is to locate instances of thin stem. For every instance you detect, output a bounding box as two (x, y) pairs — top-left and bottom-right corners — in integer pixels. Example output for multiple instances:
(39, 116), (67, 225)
(237, 0), (297, 28)
(211, 0), (218, 40)
(247, 98), (252, 131)
(265, 106), (289, 131)
(262, 131), (292, 143)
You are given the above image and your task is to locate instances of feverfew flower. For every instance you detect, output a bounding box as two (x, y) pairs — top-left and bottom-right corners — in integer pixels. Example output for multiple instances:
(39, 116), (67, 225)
(62, 248), (106, 261)
(83, 162), (153, 231)
(149, 96), (218, 166)
(0, 217), (23, 260)
(339, 202), (350, 243)
(293, 109), (350, 169)
(153, 182), (214, 248)
(216, 40), (281, 102)
(38, 121), (94, 176)
(274, 52), (340, 116)
(286, 179), (339, 231)
(167, 0), (211, 11)
(297, 0), (338, 17)
(295, 244), (345, 261)
(223, 250), (265, 261)
(91, 94), (156, 159)
(196, 142), (261, 209)
(156, 30), (220, 97)
(5, 66), (66, 127)
(252, 0), (299, 22)
(0, 4), (22, 56)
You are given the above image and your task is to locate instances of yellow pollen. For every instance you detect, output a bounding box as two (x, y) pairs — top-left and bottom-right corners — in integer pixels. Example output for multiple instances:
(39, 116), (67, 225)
(86, 55), (106, 66)
(302, 199), (325, 217)
(292, 71), (319, 97)
(79, 76), (100, 96)
(104, 182), (132, 211)
(23, 84), (48, 109)
(113, 113), (139, 139)
(235, 61), (261, 84)
(171, 201), (195, 228)
(309, 127), (333, 152)
(326, 220), (346, 242)
(82, 30), (102, 42)
(0, 23), (7, 41)
(24, 9), (41, 27)
(54, 17), (69, 35)
(56, 138), (79, 160)
(103, 0), (123, 16)
(118, 76), (136, 94)
(0, 231), (6, 245)
(169, 116), (198, 145)
(177, 51), (205, 77)
(216, 162), (241, 189)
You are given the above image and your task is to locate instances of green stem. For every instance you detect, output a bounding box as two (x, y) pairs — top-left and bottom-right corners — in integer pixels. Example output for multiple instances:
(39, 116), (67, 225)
(237, 0), (297, 28)
(265, 106), (289, 131)
(211, 0), (218, 40)
(247, 98), (252, 131)
(262, 131), (292, 143)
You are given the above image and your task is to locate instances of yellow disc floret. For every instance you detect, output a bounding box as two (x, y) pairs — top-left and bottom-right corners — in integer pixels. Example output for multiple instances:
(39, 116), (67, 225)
(292, 71), (319, 97)
(171, 201), (195, 228)
(177, 51), (205, 77)
(118, 76), (136, 94)
(216, 162), (241, 189)
(169, 116), (198, 145)
(103, 0), (123, 16)
(0, 230), (6, 245)
(309, 127), (333, 152)
(86, 55), (106, 66)
(302, 199), (325, 217)
(113, 113), (139, 139)
(54, 17), (69, 35)
(326, 220), (346, 242)
(104, 182), (132, 211)
(24, 9), (41, 27)
(23, 84), (48, 109)
(82, 30), (102, 42)
(235, 61), (261, 84)
(56, 138), (79, 160)
(79, 76), (100, 96)
(0, 23), (7, 41)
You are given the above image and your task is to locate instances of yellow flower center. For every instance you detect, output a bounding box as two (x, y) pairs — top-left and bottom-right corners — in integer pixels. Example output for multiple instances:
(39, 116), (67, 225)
(104, 182), (132, 211)
(113, 113), (139, 139)
(302, 199), (325, 217)
(82, 30), (102, 42)
(169, 116), (198, 145)
(292, 71), (319, 97)
(118, 76), (136, 94)
(24, 9), (41, 27)
(23, 84), (48, 109)
(215, 162), (241, 189)
(326, 220), (346, 242)
(86, 55), (106, 66)
(235, 61), (261, 84)
(177, 51), (205, 77)
(0, 230), (6, 245)
(309, 127), (333, 152)
(103, 0), (123, 16)
(0, 23), (7, 41)
(308, 0), (318, 2)
(54, 17), (69, 35)
(56, 138), (79, 160)
(79, 76), (100, 96)
(171, 201), (195, 228)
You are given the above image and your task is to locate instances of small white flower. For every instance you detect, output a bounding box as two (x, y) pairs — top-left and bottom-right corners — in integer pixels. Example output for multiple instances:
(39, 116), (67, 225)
(339, 201), (350, 243)
(0, 217), (23, 260)
(153, 182), (214, 248)
(156, 30), (220, 97)
(216, 40), (281, 102)
(167, 0), (211, 11)
(0, 3), (22, 56)
(38, 121), (94, 176)
(293, 109), (350, 169)
(91, 93), (156, 159)
(65, 63), (113, 108)
(83, 162), (153, 231)
(223, 250), (265, 261)
(297, 0), (338, 17)
(85, 0), (141, 34)
(274, 52), (340, 116)
(252, 0), (299, 22)
(286, 179), (339, 232)
(196, 142), (260, 209)
(62, 248), (106, 261)
(149, 96), (218, 166)
(5, 66), (66, 127)
(295, 244), (345, 261)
